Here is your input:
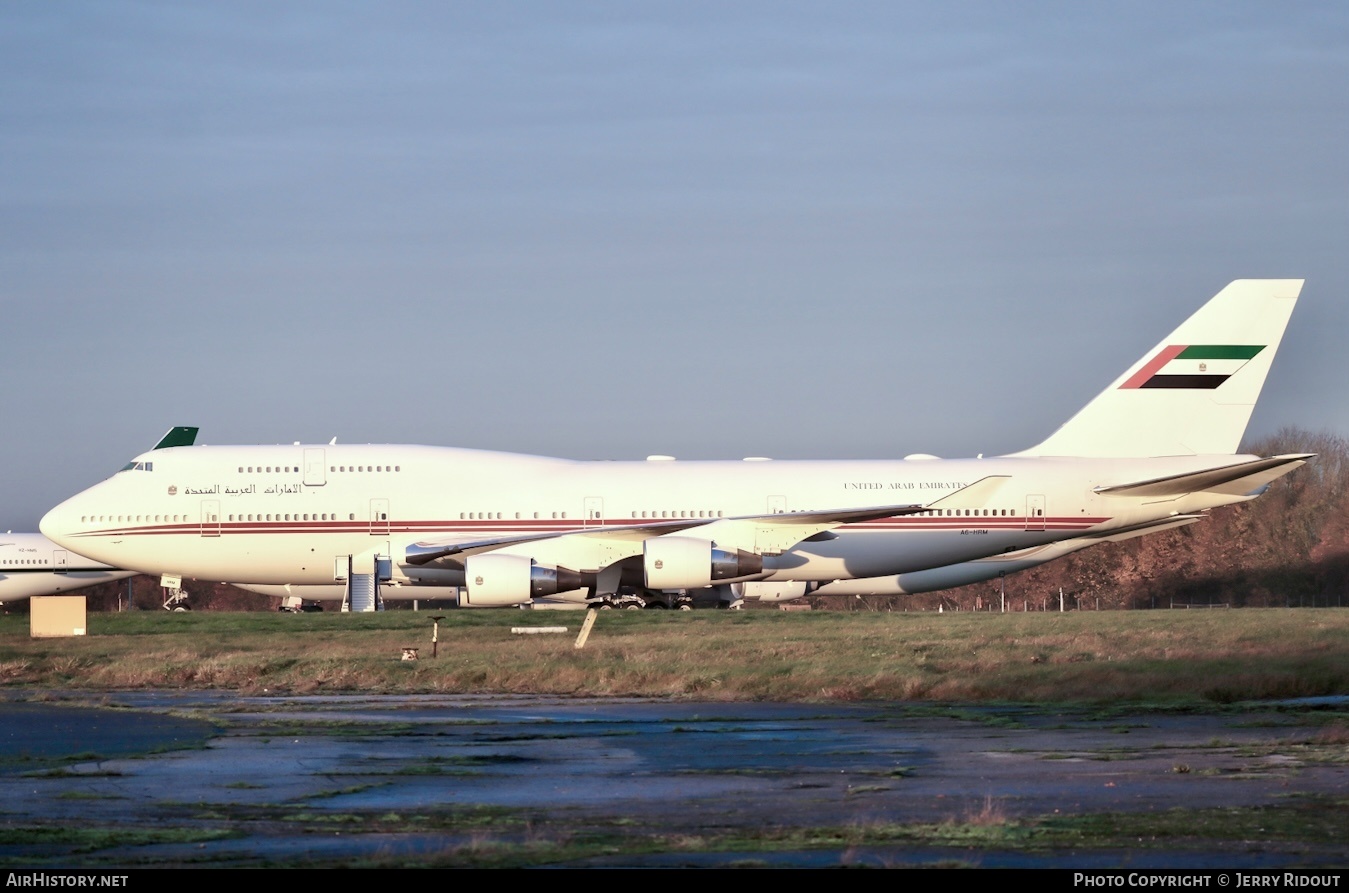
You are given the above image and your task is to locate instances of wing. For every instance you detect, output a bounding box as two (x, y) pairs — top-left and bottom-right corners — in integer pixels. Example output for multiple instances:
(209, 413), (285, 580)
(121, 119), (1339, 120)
(403, 503), (929, 570)
(404, 475), (1012, 571)
(395, 475), (1012, 604)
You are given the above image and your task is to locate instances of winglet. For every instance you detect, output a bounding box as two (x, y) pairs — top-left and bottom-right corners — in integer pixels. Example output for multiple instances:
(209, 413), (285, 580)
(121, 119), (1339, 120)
(152, 427), (199, 450)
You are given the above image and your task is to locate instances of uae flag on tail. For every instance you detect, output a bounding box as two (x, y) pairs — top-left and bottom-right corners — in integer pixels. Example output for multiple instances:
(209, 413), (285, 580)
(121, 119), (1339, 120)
(1120, 345), (1266, 390)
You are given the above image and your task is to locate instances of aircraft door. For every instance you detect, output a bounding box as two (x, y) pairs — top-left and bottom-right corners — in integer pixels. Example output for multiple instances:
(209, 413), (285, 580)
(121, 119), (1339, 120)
(370, 499), (390, 536)
(53, 550), (68, 574)
(201, 500), (221, 537)
(1025, 495), (1045, 531)
(304, 449), (326, 486)
(583, 497), (603, 528)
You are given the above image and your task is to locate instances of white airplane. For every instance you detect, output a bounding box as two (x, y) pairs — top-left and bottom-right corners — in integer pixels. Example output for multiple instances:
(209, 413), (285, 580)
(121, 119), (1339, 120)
(804, 515), (1202, 599)
(0, 532), (135, 605)
(40, 280), (1310, 610)
(235, 515), (1204, 609)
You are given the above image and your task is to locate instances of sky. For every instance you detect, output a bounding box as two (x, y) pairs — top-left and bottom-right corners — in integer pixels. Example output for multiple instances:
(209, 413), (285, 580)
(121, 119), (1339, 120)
(3, 2), (1348, 530)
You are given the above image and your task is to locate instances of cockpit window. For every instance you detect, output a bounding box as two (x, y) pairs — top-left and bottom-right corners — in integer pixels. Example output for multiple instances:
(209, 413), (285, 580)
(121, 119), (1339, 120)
(118, 460), (155, 473)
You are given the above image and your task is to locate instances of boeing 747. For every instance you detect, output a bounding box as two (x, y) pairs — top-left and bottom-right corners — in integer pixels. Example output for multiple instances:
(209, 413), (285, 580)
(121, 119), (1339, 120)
(40, 280), (1310, 609)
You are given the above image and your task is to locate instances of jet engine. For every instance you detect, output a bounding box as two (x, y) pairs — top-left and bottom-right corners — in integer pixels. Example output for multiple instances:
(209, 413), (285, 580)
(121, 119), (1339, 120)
(463, 553), (585, 607)
(644, 536), (763, 590)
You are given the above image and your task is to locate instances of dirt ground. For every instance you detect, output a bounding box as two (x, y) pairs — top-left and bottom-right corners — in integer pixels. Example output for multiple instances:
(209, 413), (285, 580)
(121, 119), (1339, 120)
(2, 692), (1346, 867)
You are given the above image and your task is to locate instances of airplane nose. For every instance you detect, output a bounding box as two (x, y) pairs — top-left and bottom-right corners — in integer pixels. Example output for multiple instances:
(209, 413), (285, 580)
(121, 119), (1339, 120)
(39, 499), (76, 546)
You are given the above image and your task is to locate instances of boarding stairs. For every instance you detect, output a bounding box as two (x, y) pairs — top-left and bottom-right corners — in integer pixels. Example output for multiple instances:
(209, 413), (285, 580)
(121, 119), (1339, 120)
(340, 554), (387, 612)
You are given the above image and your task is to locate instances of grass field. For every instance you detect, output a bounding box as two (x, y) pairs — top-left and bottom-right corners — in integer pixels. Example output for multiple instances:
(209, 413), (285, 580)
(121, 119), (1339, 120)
(3, 607), (1347, 704)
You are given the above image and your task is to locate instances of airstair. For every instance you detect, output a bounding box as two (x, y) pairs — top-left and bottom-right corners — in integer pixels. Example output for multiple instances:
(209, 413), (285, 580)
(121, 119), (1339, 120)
(339, 554), (387, 612)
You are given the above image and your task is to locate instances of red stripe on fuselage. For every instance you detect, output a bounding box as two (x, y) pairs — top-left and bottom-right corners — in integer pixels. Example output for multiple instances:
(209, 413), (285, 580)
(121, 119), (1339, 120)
(68, 516), (1112, 539)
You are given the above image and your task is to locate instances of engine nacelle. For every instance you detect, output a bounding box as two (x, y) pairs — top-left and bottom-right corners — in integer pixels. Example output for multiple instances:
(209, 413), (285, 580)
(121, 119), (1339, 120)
(644, 536), (764, 590)
(735, 581), (810, 603)
(463, 553), (585, 607)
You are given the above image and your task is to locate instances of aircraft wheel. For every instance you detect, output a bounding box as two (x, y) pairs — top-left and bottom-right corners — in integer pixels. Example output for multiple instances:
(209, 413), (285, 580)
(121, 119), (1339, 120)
(624, 604), (641, 610)
(678, 604), (693, 611)
(599, 605), (612, 610)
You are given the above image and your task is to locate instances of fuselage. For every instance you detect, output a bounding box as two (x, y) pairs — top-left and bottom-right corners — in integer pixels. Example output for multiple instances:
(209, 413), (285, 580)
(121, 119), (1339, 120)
(39, 443), (1264, 588)
(0, 532), (134, 603)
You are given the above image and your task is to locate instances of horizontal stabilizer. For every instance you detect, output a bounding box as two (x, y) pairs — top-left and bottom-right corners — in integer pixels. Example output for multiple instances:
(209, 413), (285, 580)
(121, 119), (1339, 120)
(1079, 514), (1205, 542)
(1094, 454), (1312, 499)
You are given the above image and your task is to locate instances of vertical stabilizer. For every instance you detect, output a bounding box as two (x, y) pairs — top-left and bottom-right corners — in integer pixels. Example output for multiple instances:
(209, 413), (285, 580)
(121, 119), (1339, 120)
(1016, 279), (1302, 458)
